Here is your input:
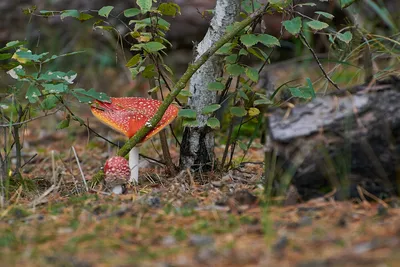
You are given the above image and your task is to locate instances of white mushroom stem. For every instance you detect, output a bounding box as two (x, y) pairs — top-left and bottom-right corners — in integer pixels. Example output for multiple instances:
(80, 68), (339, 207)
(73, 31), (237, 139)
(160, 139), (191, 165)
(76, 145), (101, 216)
(112, 185), (124, 195)
(129, 146), (139, 183)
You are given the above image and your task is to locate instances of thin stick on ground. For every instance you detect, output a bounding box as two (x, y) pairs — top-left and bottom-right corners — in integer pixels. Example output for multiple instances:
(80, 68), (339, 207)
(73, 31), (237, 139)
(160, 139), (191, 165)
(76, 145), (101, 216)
(72, 146), (88, 192)
(31, 184), (58, 208)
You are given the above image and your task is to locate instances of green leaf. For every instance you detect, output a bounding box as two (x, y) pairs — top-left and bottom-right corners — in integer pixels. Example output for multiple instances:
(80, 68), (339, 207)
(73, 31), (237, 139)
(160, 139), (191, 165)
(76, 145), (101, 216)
(142, 64), (156, 78)
(245, 67), (259, 82)
(94, 25), (114, 32)
(129, 17), (152, 26)
(39, 10), (57, 16)
(98, 6), (114, 18)
(162, 64), (174, 76)
(315, 11), (334, 19)
(178, 109), (197, 119)
(283, 17), (302, 35)
(202, 104), (221, 115)
(247, 47), (265, 61)
(60, 10), (80, 20)
(42, 83), (68, 94)
(0, 53), (12, 60)
(182, 118), (199, 127)
(26, 85), (41, 103)
(340, 0), (357, 8)
(158, 3), (180, 16)
(230, 107), (247, 117)
(7, 65), (25, 79)
(307, 20), (329, 30)
(148, 86), (159, 94)
(257, 34), (280, 47)
(216, 43), (236, 55)
(240, 34), (258, 47)
(124, 8), (141, 17)
(242, 0), (261, 13)
(56, 118), (70, 130)
(137, 0), (152, 13)
(15, 50), (48, 62)
(129, 66), (145, 79)
(143, 42), (166, 52)
(206, 117), (220, 129)
(41, 95), (58, 110)
(269, 0), (291, 8)
(289, 87), (315, 99)
(0, 41), (26, 52)
(305, 78), (316, 99)
(22, 6), (37, 15)
(337, 31), (353, 44)
(254, 98), (272, 106)
(248, 107), (260, 117)
(226, 64), (245, 76)
(238, 141), (248, 151)
(78, 13), (93, 21)
(125, 54), (141, 67)
(239, 48), (248, 56)
(208, 82), (225, 91)
(72, 88), (110, 103)
(72, 115), (85, 126)
(179, 90), (192, 97)
(38, 70), (77, 84)
(238, 89), (249, 101)
(225, 54), (238, 64)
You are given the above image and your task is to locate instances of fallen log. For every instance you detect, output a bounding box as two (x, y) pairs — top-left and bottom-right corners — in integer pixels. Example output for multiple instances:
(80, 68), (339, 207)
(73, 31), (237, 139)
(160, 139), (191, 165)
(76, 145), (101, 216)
(268, 78), (400, 200)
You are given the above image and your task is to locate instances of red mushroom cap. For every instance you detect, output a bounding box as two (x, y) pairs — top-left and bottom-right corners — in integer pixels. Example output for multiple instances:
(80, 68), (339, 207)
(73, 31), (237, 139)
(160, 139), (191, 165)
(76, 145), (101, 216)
(104, 156), (130, 186)
(91, 97), (179, 142)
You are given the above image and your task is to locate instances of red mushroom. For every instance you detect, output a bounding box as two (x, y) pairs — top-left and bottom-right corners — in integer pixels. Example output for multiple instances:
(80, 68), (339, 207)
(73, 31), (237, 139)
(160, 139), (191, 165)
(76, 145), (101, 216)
(104, 156), (130, 194)
(91, 97), (179, 183)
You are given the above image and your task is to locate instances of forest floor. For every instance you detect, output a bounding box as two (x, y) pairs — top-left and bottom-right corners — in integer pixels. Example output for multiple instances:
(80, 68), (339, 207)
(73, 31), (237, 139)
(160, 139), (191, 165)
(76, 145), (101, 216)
(1, 114), (400, 267)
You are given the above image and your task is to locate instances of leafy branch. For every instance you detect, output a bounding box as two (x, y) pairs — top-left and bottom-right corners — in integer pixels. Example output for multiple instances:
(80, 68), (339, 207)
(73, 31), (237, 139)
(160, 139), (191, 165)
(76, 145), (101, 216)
(90, 7), (266, 185)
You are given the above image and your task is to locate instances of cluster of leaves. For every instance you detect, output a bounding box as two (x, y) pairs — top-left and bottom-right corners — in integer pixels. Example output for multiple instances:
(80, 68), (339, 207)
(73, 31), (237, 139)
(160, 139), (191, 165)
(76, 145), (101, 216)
(0, 41), (109, 130)
(32, 1), (179, 85)
(177, 1), (280, 131)
(124, 2), (180, 82)
(277, 1), (353, 44)
(175, 0), (363, 160)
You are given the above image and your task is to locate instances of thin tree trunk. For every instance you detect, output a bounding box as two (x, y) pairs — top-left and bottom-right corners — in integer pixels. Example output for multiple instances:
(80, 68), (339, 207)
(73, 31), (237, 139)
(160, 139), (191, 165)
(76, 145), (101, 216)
(179, 0), (240, 171)
(150, 82), (177, 176)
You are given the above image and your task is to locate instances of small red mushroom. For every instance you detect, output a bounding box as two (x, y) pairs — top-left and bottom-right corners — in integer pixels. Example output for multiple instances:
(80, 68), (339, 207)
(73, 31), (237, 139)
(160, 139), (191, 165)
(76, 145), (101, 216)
(104, 156), (130, 194)
(91, 97), (179, 183)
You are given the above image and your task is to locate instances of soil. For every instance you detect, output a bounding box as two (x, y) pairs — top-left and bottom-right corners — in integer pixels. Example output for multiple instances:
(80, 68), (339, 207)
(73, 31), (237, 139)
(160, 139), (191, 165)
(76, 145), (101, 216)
(1, 125), (400, 267)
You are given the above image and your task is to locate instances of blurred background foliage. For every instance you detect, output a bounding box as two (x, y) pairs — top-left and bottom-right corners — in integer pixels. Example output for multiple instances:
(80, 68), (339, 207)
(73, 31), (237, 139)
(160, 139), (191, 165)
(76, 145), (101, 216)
(1, 0), (399, 97)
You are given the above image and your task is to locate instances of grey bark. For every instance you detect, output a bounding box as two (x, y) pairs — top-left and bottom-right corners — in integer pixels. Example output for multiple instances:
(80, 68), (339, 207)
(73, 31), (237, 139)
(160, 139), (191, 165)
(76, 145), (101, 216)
(180, 0), (240, 171)
(267, 79), (400, 200)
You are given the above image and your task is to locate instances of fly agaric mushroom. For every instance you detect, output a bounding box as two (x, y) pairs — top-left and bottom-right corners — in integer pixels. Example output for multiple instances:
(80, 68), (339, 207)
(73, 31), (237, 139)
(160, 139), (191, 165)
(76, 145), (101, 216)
(104, 156), (130, 194)
(91, 97), (179, 183)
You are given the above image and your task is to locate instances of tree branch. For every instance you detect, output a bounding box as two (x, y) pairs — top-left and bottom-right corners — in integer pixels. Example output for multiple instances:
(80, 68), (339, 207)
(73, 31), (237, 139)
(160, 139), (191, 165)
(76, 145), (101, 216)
(300, 32), (341, 90)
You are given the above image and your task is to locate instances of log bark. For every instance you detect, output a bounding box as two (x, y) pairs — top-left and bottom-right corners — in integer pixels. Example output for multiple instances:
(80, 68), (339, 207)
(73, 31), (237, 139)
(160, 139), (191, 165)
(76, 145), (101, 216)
(268, 79), (400, 200)
(179, 0), (240, 171)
